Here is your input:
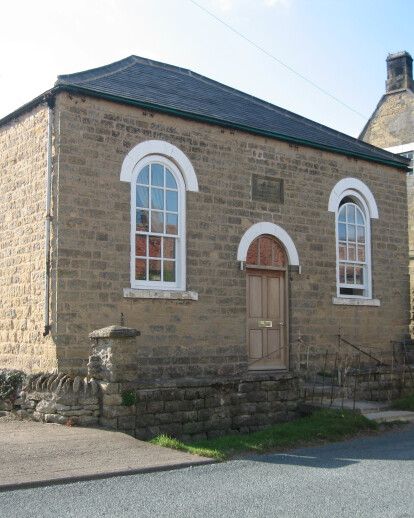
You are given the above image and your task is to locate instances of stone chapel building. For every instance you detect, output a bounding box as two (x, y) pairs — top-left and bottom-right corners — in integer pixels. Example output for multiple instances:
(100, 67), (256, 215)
(0, 56), (410, 378)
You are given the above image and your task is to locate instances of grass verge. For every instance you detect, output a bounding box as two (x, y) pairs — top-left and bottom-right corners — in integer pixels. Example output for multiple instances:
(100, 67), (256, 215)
(393, 394), (414, 411)
(150, 409), (378, 460)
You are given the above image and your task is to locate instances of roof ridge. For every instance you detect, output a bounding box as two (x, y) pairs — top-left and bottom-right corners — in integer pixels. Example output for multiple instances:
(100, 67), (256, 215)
(56, 56), (139, 86)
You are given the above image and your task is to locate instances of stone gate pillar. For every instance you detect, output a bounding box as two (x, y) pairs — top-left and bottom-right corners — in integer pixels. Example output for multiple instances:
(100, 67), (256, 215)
(87, 326), (141, 382)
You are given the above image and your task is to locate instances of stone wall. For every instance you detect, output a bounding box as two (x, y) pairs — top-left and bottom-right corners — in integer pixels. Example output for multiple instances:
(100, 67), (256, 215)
(0, 372), (100, 425)
(360, 90), (414, 148)
(97, 372), (301, 441)
(0, 91), (410, 377)
(348, 366), (414, 402)
(0, 105), (57, 372)
(51, 92), (409, 375)
(0, 367), (301, 441)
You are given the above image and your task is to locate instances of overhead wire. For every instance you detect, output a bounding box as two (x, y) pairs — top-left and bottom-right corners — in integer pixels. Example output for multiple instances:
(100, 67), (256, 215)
(188, 0), (368, 121)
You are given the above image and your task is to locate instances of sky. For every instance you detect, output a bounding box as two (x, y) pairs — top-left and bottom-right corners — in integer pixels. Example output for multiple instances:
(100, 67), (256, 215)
(0, 0), (413, 137)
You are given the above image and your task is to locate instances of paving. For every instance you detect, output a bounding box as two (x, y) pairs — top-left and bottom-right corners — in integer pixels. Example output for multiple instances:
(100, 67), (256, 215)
(2, 400), (414, 493)
(0, 417), (215, 491)
(300, 398), (414, 422)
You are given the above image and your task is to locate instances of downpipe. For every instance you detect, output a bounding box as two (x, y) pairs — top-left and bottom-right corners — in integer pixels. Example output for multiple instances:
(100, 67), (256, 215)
(43, 96), (55, 337)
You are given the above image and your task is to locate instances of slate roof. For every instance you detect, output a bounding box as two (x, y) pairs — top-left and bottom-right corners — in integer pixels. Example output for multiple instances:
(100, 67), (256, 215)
(54, 56), (411, 168)
(4, 55), (411, 168)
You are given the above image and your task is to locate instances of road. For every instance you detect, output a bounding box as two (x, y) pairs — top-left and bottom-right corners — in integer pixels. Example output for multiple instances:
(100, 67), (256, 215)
(1, 425), (413, 518)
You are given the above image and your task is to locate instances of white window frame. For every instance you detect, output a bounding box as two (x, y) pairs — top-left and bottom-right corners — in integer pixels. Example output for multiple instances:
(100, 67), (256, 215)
(328, 178), (379, 305)
(336, 191), (371, 299)
(131, 155), (185, 291)
(120, 140), (199, 297)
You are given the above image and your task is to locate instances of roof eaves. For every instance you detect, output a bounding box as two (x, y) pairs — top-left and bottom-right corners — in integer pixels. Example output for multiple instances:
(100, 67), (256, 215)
(0, 91), (52, 128)
(56, 84), (410, 170)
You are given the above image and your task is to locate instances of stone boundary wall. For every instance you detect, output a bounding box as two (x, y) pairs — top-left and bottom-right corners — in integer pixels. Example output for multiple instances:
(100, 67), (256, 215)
(2, 366), (414, 440)
(0, 372), (100, 425)
(100, 372), (302, 441)
(348, 367), (414, 401)
(0, 369), (302, 441)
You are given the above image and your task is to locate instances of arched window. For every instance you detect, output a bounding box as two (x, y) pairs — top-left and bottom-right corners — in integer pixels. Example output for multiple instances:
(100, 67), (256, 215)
(329, 179), (378, 300)
(246, 235), (287, 268)
(337, 196), (369, 297)
(132, 156), (184, 290)
(121, 140), (199, 294)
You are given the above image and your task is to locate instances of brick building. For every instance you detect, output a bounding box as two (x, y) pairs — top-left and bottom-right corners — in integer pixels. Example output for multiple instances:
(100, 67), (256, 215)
(0, 56), (411, 379)
(360, 51), (414, 326)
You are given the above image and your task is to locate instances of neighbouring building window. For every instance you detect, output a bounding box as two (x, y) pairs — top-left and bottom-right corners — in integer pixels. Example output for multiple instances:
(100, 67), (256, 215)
(400, 150), (414, 174)
(385, 142), (414, 175)
(132, 156), (185, 290)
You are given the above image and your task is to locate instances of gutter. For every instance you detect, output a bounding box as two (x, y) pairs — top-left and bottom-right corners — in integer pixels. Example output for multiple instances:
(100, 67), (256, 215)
(43, 95), (55, 337)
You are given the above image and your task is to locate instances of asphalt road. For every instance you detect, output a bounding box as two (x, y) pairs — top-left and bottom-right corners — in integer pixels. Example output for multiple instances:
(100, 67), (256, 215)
(1, 425), (414, 518)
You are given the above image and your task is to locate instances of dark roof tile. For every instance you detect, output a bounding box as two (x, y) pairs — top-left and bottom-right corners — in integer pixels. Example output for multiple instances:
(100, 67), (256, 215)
(55, 55), (408, 167)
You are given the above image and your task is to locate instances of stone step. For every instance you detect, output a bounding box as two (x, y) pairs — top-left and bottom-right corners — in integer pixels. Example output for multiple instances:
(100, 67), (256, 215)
(299, 399), (414, 423)
(364, 410), (414, 423)
(299, 399), (394, 415)
(303, 382), (349, 401)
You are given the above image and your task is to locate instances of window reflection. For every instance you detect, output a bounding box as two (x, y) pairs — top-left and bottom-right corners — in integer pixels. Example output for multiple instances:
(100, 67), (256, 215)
(134, 162), (179, 284)
(337, 200), (368, 296)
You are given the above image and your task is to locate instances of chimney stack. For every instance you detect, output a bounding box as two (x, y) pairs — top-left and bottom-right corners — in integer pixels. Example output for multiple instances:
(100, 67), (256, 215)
(386, 51), (414, 93)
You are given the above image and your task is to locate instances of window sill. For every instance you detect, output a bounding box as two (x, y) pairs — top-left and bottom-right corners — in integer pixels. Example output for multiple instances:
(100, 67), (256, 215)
(123, 288), (198, 300)
(332, 297), (380, 307)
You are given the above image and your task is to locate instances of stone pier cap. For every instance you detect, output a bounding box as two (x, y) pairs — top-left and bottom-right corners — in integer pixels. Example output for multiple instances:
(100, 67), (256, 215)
(89, 326), (141, 339)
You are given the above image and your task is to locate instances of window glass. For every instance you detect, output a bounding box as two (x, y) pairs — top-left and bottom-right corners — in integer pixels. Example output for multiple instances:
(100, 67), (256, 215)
(133, 161), (181, 286)
(246, 236), (286, 267)
(136, 210), (148, 232)
(138, 166), (149, 185)
(166, 169), (177, 189)
(166, 191), (178, 212)
(136, 186), (149, 208)
(166, 214), (178, 235)
(151, 164), (164, 187)
(151, 189), (164, 210)
(337, 200), (368, 297)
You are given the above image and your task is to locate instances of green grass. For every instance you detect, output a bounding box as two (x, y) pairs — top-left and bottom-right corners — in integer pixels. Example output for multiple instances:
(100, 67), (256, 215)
(150, 409), (378, 460)
(393, 394), (414, 411)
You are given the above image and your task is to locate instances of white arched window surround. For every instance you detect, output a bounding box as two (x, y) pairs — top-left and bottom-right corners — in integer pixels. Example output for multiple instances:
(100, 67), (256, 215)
(121, 140), (199, 300)
(237, 222), (300, 266)
(328, 178), (380, 305)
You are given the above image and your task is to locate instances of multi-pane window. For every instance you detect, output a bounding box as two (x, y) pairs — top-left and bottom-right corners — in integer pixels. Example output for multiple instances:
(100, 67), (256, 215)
(246, 236), (286, 268)
(132, 160), (182, 289)
(337, 198), (368, 297)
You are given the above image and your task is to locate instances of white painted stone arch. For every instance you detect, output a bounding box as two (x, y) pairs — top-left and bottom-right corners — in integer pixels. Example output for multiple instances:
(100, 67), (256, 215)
(237, 222), (300, 266)
(328, 178), (378, 218)
(120, 140), (199, 191)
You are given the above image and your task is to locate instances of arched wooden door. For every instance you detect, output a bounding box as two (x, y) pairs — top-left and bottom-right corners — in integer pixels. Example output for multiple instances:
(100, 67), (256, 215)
(246, 235), (288, 370)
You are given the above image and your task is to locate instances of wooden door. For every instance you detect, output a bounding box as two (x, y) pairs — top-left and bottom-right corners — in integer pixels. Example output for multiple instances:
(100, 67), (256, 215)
(247, 269), (287, 370)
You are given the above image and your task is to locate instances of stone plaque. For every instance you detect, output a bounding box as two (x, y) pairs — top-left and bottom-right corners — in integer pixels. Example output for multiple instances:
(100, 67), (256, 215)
(252, 174), (284, 204)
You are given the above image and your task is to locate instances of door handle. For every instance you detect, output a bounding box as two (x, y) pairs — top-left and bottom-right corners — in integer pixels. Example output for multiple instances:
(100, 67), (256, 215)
(279, 322), (284, 326)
